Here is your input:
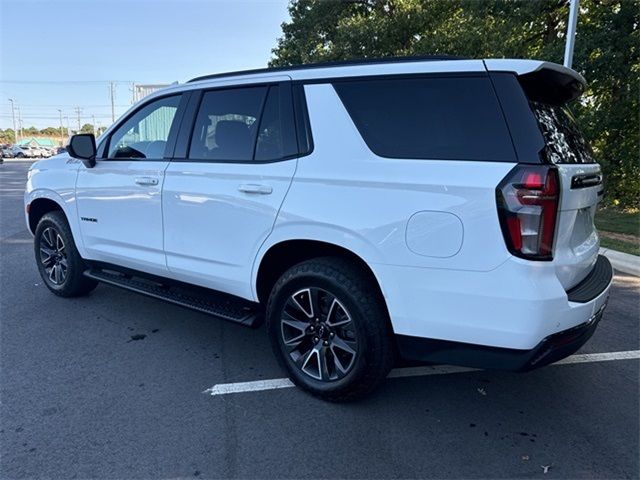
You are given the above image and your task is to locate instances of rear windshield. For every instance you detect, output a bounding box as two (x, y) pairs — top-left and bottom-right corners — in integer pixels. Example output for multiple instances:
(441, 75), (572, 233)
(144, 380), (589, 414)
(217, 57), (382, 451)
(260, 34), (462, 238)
(530, 102), (595, 164)
(333, 76), (516, 162)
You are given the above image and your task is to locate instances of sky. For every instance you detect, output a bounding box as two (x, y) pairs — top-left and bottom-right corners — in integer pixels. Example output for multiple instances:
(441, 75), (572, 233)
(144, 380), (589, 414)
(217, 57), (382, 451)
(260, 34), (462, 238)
(0, 0), (291, 131)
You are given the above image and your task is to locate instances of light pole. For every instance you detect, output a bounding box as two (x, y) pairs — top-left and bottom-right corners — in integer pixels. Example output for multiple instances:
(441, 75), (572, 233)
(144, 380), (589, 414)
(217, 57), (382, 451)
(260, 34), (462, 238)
(564, 0), (580, 68)
(57, 109), (64, 146)
(8, 98), (18, 144)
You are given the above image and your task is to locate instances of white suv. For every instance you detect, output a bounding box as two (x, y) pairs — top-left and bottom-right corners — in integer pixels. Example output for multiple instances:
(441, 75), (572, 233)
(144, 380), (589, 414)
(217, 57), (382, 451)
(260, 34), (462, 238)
(25, 57), (612, 400)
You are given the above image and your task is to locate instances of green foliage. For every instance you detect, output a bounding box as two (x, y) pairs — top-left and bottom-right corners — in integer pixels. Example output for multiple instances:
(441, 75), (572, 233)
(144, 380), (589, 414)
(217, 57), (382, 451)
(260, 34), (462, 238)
(40, 127), (60, 136)
(271, 0), (639, 208)
(595, 207), (640, 236)
(0, 129), (17, 144)
(80, 123), (95, 134)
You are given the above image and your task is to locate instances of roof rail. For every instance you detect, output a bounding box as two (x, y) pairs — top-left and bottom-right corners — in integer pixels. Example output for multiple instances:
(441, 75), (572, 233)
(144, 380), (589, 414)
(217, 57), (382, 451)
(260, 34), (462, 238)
(187, 55), (466, 83)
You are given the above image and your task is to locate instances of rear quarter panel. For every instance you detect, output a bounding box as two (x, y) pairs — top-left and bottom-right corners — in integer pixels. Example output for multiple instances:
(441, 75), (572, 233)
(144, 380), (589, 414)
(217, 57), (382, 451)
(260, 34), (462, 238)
(268, 83), (516, 273)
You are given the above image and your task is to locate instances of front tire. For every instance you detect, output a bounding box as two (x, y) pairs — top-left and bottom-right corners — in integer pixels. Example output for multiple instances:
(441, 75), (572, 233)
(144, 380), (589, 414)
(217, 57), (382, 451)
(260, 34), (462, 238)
(34, 211), (98, 297)
(266, 257), (393, 401)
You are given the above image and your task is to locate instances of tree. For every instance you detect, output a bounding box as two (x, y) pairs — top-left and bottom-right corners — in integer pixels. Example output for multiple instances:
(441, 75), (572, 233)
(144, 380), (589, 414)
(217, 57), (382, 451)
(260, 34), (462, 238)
(40, 127), (59, 136)
(80, 123), (95, 134)
(0, 129), (16, 144)
(271, 0), (639, 208)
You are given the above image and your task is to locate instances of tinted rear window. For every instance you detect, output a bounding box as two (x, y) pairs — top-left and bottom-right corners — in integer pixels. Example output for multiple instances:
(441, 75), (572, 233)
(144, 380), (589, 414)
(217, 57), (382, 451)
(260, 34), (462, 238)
(333, 76), (516, 162)
(530, 103), (595, 164)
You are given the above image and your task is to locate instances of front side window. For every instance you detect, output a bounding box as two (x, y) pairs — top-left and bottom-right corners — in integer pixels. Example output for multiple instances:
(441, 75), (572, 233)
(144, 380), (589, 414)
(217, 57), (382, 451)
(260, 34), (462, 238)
(107, 95), (181, 159)
(189, 86), (267, 161)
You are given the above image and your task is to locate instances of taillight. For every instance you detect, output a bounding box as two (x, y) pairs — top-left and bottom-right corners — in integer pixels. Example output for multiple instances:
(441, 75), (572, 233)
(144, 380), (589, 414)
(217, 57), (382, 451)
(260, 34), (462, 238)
(496, 165), (559, 260)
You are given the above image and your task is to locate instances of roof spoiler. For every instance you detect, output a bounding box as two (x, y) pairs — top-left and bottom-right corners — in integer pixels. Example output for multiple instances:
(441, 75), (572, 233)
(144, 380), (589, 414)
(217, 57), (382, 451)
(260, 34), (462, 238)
(484, 60), (586, 105)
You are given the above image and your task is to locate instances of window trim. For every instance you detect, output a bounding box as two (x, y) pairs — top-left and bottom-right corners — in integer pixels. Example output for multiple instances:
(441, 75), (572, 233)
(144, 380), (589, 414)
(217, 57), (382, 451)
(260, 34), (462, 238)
(330, 72), (518, 163)
(100, 92), (187, 162)
(171, 81), (302, 164)
(291, 82), (314, 158)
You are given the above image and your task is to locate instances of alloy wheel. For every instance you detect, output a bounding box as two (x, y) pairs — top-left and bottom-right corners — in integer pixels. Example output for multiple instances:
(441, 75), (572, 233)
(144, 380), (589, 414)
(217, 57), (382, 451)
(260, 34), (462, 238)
(280, 287), (358, 381)
(39, 227), (68, 285)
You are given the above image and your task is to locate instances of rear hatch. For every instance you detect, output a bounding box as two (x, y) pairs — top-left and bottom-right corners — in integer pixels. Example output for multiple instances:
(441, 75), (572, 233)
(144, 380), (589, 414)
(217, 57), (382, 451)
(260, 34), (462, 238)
(530, 101), (602, 289)
(488, 61), (603, 290)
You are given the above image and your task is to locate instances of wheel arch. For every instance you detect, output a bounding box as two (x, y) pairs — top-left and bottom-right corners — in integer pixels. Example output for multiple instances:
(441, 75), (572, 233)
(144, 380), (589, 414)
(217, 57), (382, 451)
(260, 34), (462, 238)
(27, 197), (65, 234)
(254, 239), (390, 318)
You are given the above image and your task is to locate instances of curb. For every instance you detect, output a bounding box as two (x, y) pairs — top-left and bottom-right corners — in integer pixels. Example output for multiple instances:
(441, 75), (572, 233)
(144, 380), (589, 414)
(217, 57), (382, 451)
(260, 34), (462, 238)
(600, 247), (640, 277)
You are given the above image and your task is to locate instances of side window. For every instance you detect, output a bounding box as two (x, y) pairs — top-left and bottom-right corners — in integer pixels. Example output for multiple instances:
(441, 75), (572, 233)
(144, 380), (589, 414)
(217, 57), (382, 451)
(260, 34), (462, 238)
(189, 86), (267, 161)
(255, 86), (285, 161)
(334, 76), (516, 162)
(107, 95), (181, 159)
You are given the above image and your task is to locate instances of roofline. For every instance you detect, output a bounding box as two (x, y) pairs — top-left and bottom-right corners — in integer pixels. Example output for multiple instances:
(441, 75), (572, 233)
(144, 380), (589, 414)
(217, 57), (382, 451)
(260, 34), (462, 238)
(187, 55), (467, 83)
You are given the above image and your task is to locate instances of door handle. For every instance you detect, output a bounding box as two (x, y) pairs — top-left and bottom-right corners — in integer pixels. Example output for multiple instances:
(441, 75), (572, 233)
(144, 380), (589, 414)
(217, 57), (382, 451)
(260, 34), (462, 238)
(135, 177), (159, 186)
(238, 184), (273, 195)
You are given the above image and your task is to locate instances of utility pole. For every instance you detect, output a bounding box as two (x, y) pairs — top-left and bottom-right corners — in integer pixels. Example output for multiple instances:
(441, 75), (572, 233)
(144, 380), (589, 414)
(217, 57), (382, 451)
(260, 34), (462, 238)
(564, 0), (580, 68)
(57, 109), (64, 145)
(8, 98), (18, 144)
(74, 106), (82, 131)
(109, 82), (116, 123)
(17, 106), (23, 139)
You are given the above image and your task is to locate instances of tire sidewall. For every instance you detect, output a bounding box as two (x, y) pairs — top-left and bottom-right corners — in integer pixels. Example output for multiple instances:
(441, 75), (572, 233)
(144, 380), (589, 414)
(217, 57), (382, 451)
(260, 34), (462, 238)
(267, 269), (374, 395)
(34, 213), (82, 295)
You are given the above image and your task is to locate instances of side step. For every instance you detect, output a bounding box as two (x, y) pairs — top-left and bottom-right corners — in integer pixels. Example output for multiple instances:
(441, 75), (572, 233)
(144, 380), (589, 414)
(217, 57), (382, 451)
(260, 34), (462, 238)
(84, 268), (262, 328)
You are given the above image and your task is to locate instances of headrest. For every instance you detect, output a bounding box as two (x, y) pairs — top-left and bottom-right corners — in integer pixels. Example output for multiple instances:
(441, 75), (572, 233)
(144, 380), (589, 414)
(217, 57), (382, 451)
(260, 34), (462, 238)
(215, 120), (249, 151)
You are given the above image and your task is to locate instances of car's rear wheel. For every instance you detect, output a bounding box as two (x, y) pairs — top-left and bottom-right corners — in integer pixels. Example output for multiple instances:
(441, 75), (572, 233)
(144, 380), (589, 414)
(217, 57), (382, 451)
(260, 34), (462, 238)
(266, 257), (393, 401)
(34, 211), (98, 297)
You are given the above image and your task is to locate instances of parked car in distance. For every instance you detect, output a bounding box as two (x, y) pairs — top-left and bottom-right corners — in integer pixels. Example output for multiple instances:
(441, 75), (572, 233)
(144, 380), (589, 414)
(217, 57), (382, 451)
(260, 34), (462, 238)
(1, 144), (12, 158)
(56, 147), (67, 155)
(24, 57), (612, 401)
(11, 145), (28, 158)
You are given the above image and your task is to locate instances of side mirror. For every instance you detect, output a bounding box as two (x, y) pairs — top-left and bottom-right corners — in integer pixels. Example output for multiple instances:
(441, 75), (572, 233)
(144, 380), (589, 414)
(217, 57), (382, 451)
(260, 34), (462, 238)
(67, 134), (96, 168)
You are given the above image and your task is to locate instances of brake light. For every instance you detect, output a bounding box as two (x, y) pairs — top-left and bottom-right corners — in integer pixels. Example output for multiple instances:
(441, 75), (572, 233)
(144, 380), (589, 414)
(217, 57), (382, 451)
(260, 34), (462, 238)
(496, 165), (559, 260)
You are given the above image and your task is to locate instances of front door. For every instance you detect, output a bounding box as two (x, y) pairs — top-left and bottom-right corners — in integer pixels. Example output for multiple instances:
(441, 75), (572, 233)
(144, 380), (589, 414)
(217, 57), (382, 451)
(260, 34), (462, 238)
(76, 94), (184, 275)
(162, 81), (298, 299)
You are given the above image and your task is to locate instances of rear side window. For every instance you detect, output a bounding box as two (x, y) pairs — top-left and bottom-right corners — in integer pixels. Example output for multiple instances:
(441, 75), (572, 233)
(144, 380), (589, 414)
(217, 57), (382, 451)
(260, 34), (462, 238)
(334, 76), (516, 162)
(188, 84), (298, 162)
(189, 86), (266, 161)
(531, 103), (595, 164)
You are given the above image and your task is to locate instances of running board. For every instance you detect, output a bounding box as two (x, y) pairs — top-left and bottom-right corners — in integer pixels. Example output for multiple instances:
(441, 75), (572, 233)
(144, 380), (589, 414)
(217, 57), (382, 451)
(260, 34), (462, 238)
(84, 268), (261, 328)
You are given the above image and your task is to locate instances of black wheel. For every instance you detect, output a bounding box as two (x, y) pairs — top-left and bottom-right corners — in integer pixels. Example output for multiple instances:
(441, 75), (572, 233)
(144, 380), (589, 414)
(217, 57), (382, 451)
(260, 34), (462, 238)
(34, 211), (98, 297)
(266, 257), (393, 401)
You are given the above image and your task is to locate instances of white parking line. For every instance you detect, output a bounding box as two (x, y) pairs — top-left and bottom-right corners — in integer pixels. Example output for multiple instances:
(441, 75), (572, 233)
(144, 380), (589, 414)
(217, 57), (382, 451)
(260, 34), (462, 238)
(203, 350), (640, 397)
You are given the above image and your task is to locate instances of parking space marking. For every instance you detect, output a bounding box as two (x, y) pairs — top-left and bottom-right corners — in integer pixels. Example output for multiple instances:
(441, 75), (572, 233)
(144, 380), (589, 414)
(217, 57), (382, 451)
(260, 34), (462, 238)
(203, 350), (640, 396)
(204, 378), (294, 395)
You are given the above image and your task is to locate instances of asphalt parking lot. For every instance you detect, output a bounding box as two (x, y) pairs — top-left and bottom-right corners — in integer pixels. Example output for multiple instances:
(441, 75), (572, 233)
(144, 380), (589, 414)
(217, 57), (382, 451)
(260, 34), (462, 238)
(1, 160), (638, 479)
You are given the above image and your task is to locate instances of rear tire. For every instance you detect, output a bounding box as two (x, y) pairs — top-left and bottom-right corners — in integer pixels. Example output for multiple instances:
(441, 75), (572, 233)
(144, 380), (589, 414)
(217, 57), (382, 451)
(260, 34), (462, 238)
(34, 211), (98, 297)
(266, 257), (393, 401)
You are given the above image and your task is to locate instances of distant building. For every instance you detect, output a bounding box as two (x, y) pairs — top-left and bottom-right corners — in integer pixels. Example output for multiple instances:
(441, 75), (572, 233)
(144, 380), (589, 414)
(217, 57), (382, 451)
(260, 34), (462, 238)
(18, 137), (57, 148)
(133, 84), (174, 102)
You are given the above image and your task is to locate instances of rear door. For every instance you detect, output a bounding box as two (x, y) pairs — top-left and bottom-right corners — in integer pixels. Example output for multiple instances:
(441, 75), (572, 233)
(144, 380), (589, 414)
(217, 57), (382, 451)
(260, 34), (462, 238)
(162, 78), (298, 299)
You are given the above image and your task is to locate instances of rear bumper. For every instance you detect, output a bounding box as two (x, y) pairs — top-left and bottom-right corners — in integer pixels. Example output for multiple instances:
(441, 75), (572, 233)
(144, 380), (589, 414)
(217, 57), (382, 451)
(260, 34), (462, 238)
(396, 301), (607, 371)
(393, 255), (613, 370)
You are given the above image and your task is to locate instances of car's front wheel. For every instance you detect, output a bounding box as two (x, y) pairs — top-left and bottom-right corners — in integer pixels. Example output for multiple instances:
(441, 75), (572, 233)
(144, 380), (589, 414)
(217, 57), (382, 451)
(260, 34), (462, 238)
(34, 211), (98, 297)
(266, 257), (393, 401)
